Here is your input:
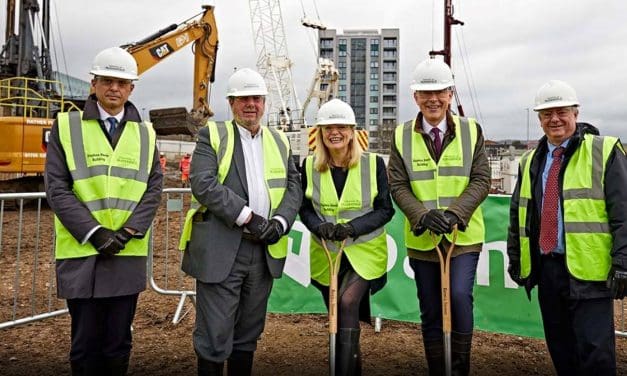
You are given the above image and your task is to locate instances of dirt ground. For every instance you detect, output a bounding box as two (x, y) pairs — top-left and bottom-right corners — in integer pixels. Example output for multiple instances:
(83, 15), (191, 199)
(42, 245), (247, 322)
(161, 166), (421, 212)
(1, 173), (626, 375)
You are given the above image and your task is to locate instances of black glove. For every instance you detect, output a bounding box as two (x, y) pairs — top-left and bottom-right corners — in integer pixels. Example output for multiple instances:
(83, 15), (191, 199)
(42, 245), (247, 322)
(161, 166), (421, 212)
(259, 219), (284, 245)
(316, 222), (336, 240)
(420, 209), (450, 235)
(89, 228), (125, 256)
(607, 265), (627, 299)
(443, 210), (462, 233)
(245, 213), (268, 240)
(332, 223), (355, 241)
(114, 228), (134, 244)
(507, 262), (525, 286)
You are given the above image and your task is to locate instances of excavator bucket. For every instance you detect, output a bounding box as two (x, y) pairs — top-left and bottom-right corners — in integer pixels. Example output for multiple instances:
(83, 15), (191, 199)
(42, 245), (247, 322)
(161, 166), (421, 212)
(149, 107), (204, 136)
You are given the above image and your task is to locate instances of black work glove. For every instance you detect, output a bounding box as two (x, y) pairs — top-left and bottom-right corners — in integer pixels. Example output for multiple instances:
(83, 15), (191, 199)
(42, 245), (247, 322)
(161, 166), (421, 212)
(259, 219), (284, 245)
(420, 209), (450, 235)
(607, 265), (627, 299)
(316, 222), (336, 240)
(89, 228), (125, 256)
(114, 228), (134, 245)
(332, 223), (355, 241)
(507, 262), (525, 286)
(443, 210), (462, 233)
(245, 213), (268, 240)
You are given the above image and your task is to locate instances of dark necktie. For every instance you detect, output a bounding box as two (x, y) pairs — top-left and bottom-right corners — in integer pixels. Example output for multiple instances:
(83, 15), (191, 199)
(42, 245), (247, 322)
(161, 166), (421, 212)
(539, 147), (565, 254)
(430, 128), (442, 158)
(106, 117), (118, 135)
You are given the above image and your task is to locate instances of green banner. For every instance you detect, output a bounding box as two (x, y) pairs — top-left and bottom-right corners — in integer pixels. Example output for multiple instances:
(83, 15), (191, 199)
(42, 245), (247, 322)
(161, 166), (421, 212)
(269, 195), (544, 338)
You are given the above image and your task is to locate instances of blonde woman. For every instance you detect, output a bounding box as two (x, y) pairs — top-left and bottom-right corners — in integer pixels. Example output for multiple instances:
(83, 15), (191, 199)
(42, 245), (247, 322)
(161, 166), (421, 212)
(299, 99), (394, 375)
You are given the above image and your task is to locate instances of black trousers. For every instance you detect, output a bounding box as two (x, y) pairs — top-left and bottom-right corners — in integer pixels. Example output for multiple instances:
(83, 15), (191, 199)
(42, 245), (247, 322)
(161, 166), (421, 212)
(409, 253), (479, 341)
(538, 254), (616, 376)
(66, 294), (139, 362)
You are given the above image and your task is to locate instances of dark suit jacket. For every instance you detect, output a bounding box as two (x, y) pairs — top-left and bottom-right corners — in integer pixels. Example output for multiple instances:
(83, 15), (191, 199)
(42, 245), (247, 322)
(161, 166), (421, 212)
(181, 123), (302, 283)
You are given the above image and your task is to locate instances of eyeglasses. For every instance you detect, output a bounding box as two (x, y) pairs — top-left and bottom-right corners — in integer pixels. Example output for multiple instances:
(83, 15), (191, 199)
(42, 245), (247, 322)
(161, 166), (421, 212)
(416, 89), (451, 100)
(539, 108), (574, 121)
(97, 77), (133, 88)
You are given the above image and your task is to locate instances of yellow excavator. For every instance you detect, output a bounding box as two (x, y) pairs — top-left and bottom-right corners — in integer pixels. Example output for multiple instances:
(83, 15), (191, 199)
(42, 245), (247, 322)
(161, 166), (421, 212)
(0, 2), (218, 192)
(122, 4), (218, 135)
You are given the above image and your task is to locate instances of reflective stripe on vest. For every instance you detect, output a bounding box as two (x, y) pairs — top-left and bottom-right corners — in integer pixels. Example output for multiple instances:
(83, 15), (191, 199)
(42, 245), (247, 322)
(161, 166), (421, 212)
(54, 111), (156, 259)
(179, 121), (291, 260)
(305, 153), (387, 284)
(518, 135), (617, 281)
(394, 116), (484, 250)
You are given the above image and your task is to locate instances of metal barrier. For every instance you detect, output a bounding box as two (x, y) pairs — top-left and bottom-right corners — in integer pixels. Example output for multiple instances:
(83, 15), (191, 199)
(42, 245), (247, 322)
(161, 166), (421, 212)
(0, 192), (67, 330)
(147, 188), (196, 324)
(1, 190), (626, 337)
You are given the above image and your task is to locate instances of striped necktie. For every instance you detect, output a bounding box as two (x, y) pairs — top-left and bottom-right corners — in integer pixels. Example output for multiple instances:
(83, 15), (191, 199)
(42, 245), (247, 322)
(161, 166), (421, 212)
(106, 117), (118, 135)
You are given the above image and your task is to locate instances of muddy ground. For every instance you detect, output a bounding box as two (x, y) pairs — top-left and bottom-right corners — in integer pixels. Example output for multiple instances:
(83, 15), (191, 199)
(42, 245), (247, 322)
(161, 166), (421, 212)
(1, 172), (626, 375)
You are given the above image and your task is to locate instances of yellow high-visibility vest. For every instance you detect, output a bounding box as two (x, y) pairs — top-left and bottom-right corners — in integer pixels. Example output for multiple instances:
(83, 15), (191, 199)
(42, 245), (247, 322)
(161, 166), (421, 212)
(305, 152), (387, 284)
(54, 111), (155, 259)
(179, 121), (291, 259)
(517, 134), (619, 280)
(393, 115), (484, 250)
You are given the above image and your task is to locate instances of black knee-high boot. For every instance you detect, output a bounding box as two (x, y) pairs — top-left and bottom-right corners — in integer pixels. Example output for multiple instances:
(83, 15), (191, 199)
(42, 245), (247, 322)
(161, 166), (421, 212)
(337, 328), (361, 376)
(451, 331), (472, 376)
(423, 337), (444, 376)
(227, 350), (254, 376)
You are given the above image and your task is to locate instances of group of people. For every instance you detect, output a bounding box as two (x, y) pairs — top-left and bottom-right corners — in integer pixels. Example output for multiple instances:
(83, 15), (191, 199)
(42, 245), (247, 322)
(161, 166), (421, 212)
(44, 46), (626, 376)
(158, 152), (192, 188)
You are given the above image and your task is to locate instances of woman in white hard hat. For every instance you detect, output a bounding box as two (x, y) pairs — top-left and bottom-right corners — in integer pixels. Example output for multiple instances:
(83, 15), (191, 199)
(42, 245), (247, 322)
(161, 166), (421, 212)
(299, 99), (394, 375)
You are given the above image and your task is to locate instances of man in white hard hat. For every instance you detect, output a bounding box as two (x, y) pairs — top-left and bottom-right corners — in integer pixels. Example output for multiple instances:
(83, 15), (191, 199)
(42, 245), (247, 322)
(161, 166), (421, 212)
(45, 47), (163, 375)
(180, 67), (301, 375)
(388, 58), (490, 375)
(507, 80), (627, 375)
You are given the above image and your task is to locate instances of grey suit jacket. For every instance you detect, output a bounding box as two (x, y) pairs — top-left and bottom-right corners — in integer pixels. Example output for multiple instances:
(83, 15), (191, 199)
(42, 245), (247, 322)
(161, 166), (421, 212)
(181, 123), (302, 283)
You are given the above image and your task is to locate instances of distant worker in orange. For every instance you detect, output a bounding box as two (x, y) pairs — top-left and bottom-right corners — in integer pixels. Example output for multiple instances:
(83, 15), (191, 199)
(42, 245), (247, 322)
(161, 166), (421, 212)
(179, 153), (191, 187)
(159, 153), (167, 172)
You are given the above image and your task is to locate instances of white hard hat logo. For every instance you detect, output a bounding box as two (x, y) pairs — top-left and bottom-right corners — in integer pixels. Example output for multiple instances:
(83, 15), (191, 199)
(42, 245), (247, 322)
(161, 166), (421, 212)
(544, 96), (562, 102)
(421, 78), (438, 84)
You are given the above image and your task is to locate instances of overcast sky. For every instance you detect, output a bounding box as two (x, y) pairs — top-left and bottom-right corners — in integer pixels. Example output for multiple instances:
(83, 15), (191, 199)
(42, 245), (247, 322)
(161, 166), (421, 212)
(7, 0), (627, 141)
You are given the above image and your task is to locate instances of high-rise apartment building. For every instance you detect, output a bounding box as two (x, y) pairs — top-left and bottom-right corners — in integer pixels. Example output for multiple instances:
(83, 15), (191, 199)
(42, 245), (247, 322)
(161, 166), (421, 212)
(318, 28), (399, 153)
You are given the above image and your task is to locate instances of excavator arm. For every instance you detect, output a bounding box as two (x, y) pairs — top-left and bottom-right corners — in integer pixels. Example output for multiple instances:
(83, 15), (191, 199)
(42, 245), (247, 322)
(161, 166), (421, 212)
(123, 5), (218, 135)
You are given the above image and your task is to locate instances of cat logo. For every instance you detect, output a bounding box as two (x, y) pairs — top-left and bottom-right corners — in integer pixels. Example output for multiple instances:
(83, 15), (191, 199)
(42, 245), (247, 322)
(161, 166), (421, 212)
(150, 43), (173, 59)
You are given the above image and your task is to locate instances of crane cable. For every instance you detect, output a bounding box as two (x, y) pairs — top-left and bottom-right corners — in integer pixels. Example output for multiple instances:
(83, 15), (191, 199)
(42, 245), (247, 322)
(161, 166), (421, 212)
(452, 0), (483, 125)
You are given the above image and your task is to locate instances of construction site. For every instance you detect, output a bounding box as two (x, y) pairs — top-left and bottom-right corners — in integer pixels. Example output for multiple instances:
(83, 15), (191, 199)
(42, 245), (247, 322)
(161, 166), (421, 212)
(1, 0), (626, 375)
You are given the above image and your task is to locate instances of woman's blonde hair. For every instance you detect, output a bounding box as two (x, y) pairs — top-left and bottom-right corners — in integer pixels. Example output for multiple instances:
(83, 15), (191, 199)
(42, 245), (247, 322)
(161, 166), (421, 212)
(313, 126), (363, 172)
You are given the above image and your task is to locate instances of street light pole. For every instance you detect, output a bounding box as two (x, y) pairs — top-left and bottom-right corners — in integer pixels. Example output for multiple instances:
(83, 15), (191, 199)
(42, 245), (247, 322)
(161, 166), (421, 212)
(526, 107), (530, 148)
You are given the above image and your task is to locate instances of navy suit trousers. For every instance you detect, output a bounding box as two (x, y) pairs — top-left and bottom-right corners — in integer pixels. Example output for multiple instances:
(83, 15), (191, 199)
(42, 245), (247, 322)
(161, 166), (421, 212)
(410, 252), (479, 340)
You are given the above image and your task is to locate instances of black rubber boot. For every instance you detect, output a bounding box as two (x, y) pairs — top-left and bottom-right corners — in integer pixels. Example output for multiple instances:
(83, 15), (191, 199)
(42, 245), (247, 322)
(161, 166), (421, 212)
(227, 350), (254, 376)
(451, 331), (472, 376)
(336, 328), (361, 376)
(198, 357), (224, 376)
(423, 337), (444, 376)
(105, 355), (129, 376)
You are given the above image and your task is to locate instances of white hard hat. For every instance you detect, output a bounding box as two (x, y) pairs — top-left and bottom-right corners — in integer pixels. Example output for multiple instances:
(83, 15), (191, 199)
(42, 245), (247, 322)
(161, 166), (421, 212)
(315, 99), (356, 126)
(410, 58), (454, 91)
(226, 68), (268, 97)
(90, 47), (138, 80)
(533, 80), (579, 111)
